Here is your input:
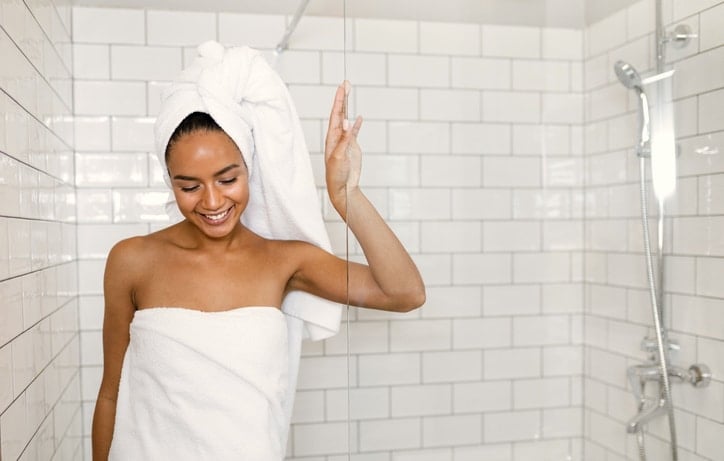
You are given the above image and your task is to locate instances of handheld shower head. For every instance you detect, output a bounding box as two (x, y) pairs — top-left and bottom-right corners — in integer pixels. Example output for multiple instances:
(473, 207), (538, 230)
(613, 60), (650, 155)
(614, 60), (643, 91)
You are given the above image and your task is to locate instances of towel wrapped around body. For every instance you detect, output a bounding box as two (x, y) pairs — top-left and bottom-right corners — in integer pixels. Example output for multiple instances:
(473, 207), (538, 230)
(108, 307), (289, 460)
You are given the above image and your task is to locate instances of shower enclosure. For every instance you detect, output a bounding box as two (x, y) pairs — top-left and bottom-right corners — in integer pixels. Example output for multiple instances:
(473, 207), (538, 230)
(1, 0), (723, 460)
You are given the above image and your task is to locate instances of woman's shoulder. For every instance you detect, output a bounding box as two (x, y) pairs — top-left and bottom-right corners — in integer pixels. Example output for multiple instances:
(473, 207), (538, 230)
(106, 227), (176, 269)
(105, 235), (153, 273)
(110, 230), (167, 253)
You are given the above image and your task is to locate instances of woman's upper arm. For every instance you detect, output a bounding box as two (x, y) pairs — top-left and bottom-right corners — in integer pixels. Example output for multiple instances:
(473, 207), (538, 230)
(97, 239), (139, 401)
(285, 241), (400, 311)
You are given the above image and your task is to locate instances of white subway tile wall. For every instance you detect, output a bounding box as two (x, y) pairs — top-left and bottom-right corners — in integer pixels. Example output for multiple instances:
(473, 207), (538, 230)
(61, 1), (724, 460)
(583, 1), (724, 460)
(0, 1), (80, 461)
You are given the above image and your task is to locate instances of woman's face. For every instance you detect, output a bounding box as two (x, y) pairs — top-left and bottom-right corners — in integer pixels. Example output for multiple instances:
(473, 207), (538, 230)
(166, 129), (248, 239)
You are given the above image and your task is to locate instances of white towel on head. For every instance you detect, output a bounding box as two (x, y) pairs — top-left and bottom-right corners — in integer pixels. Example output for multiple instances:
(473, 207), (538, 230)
(154, 41), (341, 342)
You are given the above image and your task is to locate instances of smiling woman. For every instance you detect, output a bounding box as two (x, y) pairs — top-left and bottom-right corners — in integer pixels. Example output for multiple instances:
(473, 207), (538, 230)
(90, 42), (424, 461)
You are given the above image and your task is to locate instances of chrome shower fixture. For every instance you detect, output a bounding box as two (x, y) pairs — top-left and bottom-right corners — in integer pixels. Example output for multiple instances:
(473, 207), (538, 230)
(614, 60), (651, 156)
(614, 60), (643, 90)
(662, 24), (698, 49)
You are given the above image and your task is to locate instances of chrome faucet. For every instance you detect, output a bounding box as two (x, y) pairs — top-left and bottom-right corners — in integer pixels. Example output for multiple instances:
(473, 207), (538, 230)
(627, 359), (711, 434)
(627, 398), (667, 434)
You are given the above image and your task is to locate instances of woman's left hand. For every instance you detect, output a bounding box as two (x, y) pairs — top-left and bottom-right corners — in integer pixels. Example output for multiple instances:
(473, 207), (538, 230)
(325, 81), (363, 217)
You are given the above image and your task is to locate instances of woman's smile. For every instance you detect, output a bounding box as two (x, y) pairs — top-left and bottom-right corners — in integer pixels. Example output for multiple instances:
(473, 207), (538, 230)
(197, 205), (235, 225)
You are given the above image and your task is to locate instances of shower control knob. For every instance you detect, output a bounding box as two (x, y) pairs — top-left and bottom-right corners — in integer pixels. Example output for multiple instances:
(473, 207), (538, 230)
(688, 364), (711, 388)
(665, 24), (698, 49)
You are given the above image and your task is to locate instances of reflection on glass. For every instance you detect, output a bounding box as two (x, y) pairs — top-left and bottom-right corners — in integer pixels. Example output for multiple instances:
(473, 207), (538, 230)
(650, 75), (677, 199)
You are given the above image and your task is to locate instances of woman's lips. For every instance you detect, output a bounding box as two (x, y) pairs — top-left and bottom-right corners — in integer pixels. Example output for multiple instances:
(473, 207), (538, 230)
(197, 205), (234, 225)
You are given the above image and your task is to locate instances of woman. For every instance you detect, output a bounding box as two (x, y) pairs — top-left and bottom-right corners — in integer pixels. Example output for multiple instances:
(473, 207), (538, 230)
(91, 42), (424, 461)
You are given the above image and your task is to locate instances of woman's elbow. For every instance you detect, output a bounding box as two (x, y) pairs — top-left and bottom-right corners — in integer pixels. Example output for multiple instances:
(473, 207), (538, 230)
(395, 286), (426, 313)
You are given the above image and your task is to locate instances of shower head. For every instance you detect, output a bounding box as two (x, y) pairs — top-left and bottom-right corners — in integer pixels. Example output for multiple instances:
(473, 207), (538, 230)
(613, 60), (650, 154)
(614, 60), (643, 91)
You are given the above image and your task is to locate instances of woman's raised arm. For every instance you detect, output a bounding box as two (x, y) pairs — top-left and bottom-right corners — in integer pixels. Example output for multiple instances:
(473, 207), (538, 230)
(321, 82), (425, 311)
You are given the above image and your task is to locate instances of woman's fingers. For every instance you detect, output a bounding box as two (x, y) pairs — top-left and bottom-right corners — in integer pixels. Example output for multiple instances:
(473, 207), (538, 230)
(328, 115), (363, 164)
(325, 82), (348, 152)
(325, 82), (363, 171)
(328, 83), (345, 129)
(347, 115), (362, 136)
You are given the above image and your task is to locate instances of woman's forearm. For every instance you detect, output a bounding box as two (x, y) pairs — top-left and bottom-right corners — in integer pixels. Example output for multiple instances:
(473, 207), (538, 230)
(92, 396), (117, 460)
(337, 187), (425, 310)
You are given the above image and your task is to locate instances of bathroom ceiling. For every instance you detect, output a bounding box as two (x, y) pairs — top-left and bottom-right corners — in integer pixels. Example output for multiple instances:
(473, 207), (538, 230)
(73, 0), (638, 28)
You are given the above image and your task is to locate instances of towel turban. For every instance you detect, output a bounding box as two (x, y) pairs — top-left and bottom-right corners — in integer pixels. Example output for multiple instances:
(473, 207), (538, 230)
(154, 41), (341, 340)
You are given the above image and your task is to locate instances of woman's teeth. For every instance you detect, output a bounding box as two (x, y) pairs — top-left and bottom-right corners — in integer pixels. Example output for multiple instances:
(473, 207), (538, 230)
(203, 208), (231, 221)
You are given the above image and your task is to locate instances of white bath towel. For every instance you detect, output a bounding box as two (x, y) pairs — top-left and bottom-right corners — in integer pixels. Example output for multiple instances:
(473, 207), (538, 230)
(108, 307), (289, 460)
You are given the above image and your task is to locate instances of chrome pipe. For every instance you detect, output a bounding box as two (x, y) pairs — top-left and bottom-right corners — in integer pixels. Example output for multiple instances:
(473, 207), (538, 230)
(275, 0), (311, 54)
(656, 198), (666, 336)
(655, 0), (665, 73)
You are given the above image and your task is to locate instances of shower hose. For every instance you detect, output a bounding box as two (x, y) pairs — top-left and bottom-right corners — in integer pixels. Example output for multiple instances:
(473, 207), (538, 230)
(636, 155), (678, 461)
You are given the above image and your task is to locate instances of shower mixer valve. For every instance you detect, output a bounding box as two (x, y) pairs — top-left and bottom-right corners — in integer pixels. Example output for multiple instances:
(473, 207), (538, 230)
(626, 350), (711, 434)
(628, 361), (711, 391)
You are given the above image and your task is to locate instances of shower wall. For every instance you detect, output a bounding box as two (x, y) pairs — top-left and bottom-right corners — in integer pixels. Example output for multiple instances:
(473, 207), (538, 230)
(72, 6), (586, 460)
(0, 1), (81, 460)
(582, 0), (724, 460)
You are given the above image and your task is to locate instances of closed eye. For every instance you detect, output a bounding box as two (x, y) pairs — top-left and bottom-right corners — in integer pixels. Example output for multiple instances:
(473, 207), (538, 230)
(180, 185), (200, 192)
(219, 177), (237, 185)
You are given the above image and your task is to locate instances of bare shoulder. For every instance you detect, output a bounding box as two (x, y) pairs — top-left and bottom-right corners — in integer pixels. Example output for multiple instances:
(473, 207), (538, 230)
(110, 224), (182, 256)
(103, 230), (176, 311)
(105, 231), (166, 279)
(107, 235), (147, 264)
(108, 234), (146, 256)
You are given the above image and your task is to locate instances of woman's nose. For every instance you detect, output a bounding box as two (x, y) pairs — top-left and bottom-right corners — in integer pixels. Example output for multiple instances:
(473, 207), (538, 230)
(202, 185), (223, 209)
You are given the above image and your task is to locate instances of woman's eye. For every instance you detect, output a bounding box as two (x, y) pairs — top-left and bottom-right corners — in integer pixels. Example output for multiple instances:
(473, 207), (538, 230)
(180, 185), (199, 192)
(219, 177), (237, 185)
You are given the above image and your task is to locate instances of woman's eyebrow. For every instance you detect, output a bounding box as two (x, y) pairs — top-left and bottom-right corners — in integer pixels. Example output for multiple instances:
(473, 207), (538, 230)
(172, 164), (242, 181)
(214, 164), (242, 176)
